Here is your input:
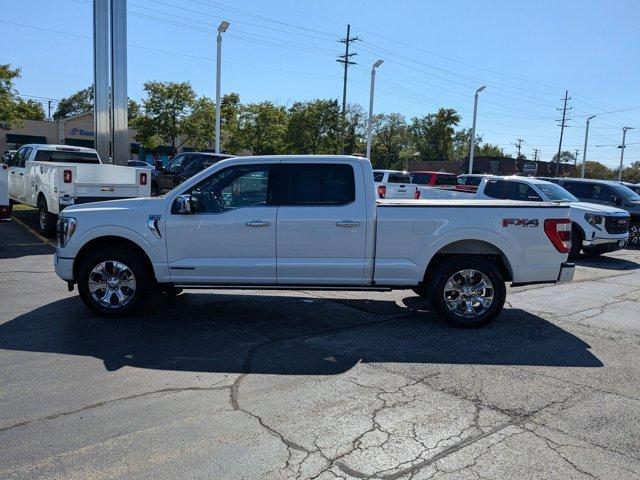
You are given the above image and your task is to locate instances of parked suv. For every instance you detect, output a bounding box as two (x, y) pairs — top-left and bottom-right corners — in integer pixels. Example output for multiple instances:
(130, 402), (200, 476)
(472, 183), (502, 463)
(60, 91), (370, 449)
(554, 178), (640, 248)
(152, 152), (233, 196)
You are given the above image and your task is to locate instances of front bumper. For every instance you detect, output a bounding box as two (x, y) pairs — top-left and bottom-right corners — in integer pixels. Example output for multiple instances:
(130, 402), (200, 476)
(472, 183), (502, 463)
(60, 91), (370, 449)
(54, 252), (75, 281)
(582, 237), (627, 250)
(557, 262), (575, 283)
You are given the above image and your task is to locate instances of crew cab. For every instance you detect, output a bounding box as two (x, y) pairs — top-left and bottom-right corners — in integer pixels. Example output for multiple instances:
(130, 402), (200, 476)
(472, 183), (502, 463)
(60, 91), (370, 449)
(553, 178), (640, 249)
(476, 176), (629, 257)
(7, 144), (151, 235)
(55, 156), (574, 327)
(0, 162), (9, 220)
(373, 169), (419, 199)
(152, 152), (233, 196)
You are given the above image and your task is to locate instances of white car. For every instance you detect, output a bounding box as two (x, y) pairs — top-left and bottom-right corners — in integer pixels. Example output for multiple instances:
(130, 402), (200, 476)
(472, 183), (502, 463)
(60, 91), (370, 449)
(476, 176), (629, 257)
(7, 144), (151, 235)
(55, 155), (575, 327)
(0, 162), (9, 220)
(373, 169), (419, 199)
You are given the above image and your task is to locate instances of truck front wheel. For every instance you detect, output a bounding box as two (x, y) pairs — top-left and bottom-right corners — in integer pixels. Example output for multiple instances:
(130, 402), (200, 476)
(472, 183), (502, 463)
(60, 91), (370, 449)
(37, 197), (57, 236)
(77, 247), (151, 317)
(430, 257), (506, 328)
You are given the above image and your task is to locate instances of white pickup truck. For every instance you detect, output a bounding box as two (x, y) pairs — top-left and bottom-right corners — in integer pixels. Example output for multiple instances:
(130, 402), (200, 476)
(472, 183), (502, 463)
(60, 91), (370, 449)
(373, 169), (420, 200)
(475, 176), (630, 258)
(55, 155), (575, 327)
(7, 144), (151, 234)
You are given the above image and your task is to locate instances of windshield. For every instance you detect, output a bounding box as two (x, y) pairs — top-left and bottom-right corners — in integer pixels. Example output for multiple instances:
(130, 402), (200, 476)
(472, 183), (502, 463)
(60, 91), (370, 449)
(537, 183), (578, 202)
(616, 184), (640, 201)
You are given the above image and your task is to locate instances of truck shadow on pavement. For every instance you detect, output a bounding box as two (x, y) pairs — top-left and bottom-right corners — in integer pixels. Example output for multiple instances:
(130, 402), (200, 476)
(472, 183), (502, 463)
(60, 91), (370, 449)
(0, 291), (603, 375)
(573, 253), (639, 271)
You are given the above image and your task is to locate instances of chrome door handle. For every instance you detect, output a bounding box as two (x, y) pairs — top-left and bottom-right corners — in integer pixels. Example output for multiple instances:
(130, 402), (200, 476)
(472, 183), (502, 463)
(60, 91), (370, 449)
(336, 221), (360, 227)
(246, 220), (270, 227)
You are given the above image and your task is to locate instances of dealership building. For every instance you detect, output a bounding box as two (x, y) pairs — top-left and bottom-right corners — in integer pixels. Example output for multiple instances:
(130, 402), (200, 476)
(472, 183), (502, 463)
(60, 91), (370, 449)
(1, 112), (182, 164)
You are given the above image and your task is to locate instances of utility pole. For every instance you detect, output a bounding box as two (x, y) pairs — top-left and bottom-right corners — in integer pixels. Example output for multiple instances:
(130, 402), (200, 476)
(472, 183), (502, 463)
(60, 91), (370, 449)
(514, 138), (524, 158)
(532, 148), (539, 161)
(366, 60), (384, 160)
(618, 127), (634, 181)
(47, 100), (52, 120)
(555, 90), (571, 176)
(468, 86), (486, 174)
(337, 24), (359, 115)
(581, 115), (596, 178)
(573, 149), (579, 166)
(215, 20), (230, 154)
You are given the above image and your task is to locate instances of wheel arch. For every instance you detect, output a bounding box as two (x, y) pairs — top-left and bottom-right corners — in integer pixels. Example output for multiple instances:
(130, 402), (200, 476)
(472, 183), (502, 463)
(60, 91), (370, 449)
(421, 239), (513, 287)
(73, 235), (156, 284)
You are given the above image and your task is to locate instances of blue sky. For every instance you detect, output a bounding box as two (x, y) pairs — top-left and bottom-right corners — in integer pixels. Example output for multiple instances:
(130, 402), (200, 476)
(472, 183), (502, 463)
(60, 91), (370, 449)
(3, 0), (640, 167)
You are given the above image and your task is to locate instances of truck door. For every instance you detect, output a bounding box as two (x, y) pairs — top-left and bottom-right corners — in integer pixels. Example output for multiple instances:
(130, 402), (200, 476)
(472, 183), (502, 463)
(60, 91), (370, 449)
(8, 146), (30, 202)
(165, 162), (278, 284)
(275, 161), (368, 285)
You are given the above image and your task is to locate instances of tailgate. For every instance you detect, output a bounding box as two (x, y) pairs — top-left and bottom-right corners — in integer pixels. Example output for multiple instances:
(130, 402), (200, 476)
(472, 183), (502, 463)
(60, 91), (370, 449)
(388, 183), (416, 199)
(75, 164), (150, 198)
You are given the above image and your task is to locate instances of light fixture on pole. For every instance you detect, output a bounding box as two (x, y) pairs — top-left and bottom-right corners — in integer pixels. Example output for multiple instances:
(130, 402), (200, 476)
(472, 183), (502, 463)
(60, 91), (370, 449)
(468, 85), (486, 174)
(618, 126), (633, 181)
(580, 115), (596, 178)
(365, 59), (384, 160)
(215, 20), (230, 154)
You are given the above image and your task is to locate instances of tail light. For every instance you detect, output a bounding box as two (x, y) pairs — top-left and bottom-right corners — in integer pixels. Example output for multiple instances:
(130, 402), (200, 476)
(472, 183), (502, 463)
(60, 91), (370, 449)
(63, 170), (72, 183)
(378, 185), (386, 199)
(140, 172), (147, 185)
(544, 219), (571, 253)
(414, 189), (421, 199)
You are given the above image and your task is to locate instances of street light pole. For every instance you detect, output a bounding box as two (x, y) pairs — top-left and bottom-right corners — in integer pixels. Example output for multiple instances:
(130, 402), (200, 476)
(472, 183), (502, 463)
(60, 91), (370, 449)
(366, 60), (383, 160)
(618, 126), (633, 181)
(580, 115), (595, 178)
(468, 86), (486, 174)
(215, 21), (230, 154)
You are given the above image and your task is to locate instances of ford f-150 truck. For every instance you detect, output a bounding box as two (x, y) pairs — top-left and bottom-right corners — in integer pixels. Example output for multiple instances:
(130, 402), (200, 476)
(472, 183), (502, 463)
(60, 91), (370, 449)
(476, 176), (630, 257)
(55, 155), (574, 327)
(7, 144), (151, 235)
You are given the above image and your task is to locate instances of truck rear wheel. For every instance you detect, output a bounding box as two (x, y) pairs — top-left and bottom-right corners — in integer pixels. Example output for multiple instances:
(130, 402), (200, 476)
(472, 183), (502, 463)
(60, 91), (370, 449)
(430, 257), (506, 328)
(77, 247), (151, 317)
(630, 221), (640, 249)
(37, 197), (57, 236)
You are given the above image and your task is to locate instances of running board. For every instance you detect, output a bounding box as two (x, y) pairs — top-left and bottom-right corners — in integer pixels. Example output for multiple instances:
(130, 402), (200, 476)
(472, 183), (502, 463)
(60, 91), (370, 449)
(171, 284), (393, 292)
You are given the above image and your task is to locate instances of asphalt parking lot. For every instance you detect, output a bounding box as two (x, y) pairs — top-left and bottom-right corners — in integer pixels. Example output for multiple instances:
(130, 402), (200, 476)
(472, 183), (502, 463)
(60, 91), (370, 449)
(1, 212), (640, 480)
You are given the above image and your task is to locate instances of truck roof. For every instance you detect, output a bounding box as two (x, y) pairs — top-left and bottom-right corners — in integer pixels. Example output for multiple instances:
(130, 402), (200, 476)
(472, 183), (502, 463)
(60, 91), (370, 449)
(20, 144), (98, 153)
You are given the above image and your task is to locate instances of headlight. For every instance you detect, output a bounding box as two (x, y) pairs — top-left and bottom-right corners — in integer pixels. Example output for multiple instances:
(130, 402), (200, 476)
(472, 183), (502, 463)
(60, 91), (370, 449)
(57, 216), (77, 248)
(584, 213), (603, 228)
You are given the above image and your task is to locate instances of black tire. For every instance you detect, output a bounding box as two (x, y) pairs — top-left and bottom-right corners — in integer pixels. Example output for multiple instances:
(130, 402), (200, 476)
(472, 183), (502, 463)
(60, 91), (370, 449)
(37, 197), (57, 236)
(430, 256), (506, 328)
(629, 221), (640, 250)
(569, 226), (583, 259)
(77, 246), (151, 317)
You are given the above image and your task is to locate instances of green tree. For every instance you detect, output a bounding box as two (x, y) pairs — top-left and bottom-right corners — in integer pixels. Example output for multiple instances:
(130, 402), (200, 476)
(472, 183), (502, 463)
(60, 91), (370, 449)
(286, 99), (342, 154)
(552, 150), (575, 163)
(227, 101), (288, 155)
(342, 103), (366, 155)
(0, 64), (45, 125)
(409, 108), (461, 160)
(53, 85), (93, 121)
(371, 113), (409, 168)
(581, 161), (613, 180)
(131, 81), (197, 155)
(181, 97), (216, 150)
(475, 143), (504, 157)
(622, 161), (640, 183)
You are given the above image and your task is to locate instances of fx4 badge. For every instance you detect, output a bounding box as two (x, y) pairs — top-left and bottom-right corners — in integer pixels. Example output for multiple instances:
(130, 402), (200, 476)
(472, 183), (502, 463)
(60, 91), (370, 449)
(502, 218), (539, 227)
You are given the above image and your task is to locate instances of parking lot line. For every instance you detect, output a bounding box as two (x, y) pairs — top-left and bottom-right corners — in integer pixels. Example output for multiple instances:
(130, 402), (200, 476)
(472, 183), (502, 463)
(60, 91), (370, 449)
(10, 215), (56, 248)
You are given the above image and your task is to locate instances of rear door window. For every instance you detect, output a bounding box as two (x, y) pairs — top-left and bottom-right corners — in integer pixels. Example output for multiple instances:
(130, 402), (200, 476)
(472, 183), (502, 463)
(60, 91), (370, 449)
(506, 182), (542, 201)
(388, 172), (411, 184)
(284, 164), (355, 205)
(373, 172), (385, 182)
(483, 179), (507, 199)
(411, 173), (431, 185)
(435, 175), (458, 186)
(563, 182), (593, 199)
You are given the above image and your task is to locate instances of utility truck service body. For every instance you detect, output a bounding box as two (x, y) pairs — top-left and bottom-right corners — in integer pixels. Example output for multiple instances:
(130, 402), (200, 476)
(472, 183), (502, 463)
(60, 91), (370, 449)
(7, 144), (151, 234)
(55, 156), (574, 327)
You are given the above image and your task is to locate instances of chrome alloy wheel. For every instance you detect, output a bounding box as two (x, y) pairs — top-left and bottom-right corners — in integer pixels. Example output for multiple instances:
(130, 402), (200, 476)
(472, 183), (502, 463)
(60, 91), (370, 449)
(88, 261), (137, 309)
(443, 269), (494, 318)
(629, 224), (640, 248)
(39, 207), (47, 231)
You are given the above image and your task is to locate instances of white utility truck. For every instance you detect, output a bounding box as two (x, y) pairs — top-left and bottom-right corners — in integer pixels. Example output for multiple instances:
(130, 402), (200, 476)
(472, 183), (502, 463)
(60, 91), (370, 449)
(373, 169), (420, 199)
(7, 144), (151, 234)
(0, 162), (9, 220)
(475, 176), (630, 258)
(55, 156), (575, 327)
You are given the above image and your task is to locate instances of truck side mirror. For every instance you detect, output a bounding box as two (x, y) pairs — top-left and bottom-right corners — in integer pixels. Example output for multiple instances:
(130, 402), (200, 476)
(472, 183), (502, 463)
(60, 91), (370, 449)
(173, 194), (194, 214)
(611, 195), (621, 206)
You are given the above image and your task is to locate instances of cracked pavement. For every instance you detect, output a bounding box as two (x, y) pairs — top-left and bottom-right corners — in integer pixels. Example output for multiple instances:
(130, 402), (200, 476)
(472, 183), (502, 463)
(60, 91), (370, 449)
(1, 218), (640, 479)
